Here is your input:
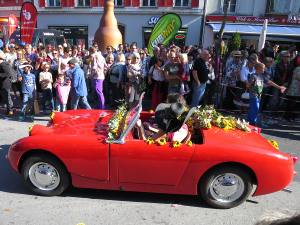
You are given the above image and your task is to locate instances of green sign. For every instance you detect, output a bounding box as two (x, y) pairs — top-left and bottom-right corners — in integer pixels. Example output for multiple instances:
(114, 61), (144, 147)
(147, 13), (182, 55)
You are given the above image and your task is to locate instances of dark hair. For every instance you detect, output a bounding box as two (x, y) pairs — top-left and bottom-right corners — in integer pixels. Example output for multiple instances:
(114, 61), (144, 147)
(64, 47), (70, 53)
(167, 93), (186, 105)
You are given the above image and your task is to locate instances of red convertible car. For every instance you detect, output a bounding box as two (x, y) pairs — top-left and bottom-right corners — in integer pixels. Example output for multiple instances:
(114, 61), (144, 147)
(7, 97), (298, 209)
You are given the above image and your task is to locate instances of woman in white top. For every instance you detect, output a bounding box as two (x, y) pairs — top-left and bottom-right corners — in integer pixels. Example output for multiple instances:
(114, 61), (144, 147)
(91, 47), (107, 109)
(58, 47), (71, 76)
(148, 57), (165, 109)
(127, 52), (142, 107)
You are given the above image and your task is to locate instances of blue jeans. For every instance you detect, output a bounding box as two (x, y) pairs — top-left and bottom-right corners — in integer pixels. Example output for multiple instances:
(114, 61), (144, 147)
(71, 92), (91, 110)
(191, 83), (206, 107)
(41, 88), (54, 111)
(248, 95), (260, 125)
(21, 92), (35, 116)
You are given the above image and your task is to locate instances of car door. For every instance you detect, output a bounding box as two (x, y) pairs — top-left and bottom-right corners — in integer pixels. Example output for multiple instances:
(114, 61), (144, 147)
(116, 139), (195, 186)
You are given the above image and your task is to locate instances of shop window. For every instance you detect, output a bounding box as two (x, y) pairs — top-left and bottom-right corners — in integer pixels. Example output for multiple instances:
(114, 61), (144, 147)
(142, 0), (156, 7)
(114, 0), (123, 7)
(266, 0), (291, 14)
(174, 0), (189, 7)
(46, 0), (61, 7)
(221, 0), (237, 13)
(77, 0), (90, 7)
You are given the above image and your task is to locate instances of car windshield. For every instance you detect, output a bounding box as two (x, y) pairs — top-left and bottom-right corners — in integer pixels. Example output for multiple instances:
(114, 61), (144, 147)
(107, 93), (144, 144)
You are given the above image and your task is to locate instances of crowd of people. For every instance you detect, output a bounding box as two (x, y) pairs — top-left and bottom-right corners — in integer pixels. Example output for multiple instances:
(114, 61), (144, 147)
(0, 40), (299, 125)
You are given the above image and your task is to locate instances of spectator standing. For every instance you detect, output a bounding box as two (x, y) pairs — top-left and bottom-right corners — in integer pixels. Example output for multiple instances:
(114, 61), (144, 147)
(247, 62), (286, 125)
(18, 63), (36, 119)
(284, 55), (300, 120)
(91, 50), (107, 109)
(0, 51), (15, 115)
(224, 50), (243, 109)
(68, 58), (91, 110)
(53, 73), (71, 112)
(127, 53), (142, 107)
(164, 51), (182, 94)
(148, 57), (165, 110)
(39, 63), (54, 113)
(191, 50), (210, 107)
(108, 53), (126, 108)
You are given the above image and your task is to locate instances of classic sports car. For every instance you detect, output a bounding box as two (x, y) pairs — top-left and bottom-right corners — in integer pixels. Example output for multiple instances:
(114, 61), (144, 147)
(7, 95), (298, 209)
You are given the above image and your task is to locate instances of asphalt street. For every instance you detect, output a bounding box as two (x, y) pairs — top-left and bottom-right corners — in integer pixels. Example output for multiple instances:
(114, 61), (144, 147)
(0, 114), (299, 225)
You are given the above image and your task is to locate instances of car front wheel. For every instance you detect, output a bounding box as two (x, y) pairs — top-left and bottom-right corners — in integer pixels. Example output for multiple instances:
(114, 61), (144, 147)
(200, 166), (253, 209)
(21, 154), (70, 196)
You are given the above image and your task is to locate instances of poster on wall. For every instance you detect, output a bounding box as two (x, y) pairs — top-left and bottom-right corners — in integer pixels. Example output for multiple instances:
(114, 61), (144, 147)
(20, 2), (37, 44)
(147, 13), (182, 55)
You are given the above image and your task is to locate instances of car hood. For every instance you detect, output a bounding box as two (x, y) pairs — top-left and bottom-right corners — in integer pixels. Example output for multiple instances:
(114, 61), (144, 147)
(30, 110), (113, 137)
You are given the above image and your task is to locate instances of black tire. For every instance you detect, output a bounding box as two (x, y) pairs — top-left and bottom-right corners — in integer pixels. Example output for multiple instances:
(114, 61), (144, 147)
(199, 166), (253, 209)
(21, 154), (70, 196)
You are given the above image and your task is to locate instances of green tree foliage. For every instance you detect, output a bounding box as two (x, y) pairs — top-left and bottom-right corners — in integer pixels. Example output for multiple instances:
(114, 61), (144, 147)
(228, 32), (241, 53)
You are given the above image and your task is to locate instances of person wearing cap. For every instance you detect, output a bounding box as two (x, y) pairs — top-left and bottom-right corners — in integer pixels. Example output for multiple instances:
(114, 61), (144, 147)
(68, 58), (91, 110)
(39, 62), (54, 113)
(224, 50), (243, 109)
(5, 44), (17, 66)
(18, 62), (36, 119)
(0, 51), (15, 115)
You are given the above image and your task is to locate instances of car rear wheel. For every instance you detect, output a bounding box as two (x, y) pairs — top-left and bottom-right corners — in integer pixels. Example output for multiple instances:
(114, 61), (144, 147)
(199, 166), (253, 209)
(21, 154), (70, 196)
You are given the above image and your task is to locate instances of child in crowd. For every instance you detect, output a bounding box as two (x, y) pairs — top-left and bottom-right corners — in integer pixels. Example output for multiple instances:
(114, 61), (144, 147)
(247, 62), (286, 125)
(18, 63), (36, 120)
(179, 53), (190, 95)
(39, 62), (54, 113)
(53, 73), (71, 112)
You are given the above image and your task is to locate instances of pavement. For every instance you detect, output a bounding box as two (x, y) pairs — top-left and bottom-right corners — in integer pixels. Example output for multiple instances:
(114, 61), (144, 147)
(0, 112), (299, 225)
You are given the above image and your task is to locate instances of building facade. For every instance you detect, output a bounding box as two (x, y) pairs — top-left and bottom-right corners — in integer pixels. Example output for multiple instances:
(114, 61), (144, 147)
(203, 0), (300, 48)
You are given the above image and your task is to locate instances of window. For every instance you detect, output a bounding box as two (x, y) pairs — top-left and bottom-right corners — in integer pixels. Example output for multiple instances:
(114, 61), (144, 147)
(221, 0), (237, 13)
(174, 0), (189, 7)
(47, 0), (61, 7)
(77, 0), (90, 7)
(142, 0), (156, 7)
(266, 0), (291, 14)
(114, 0), (123, 7)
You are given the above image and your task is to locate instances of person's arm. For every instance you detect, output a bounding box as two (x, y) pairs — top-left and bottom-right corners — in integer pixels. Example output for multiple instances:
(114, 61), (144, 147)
(267, 80), (286, 93)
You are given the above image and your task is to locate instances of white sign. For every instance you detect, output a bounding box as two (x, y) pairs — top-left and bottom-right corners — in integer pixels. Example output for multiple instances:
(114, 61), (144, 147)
(148, 16), (160, 25)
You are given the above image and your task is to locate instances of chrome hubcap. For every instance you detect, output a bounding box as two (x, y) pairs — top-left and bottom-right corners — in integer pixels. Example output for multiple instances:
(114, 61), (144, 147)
(209, 173), (244, 203)
(28, 162), (60, 191)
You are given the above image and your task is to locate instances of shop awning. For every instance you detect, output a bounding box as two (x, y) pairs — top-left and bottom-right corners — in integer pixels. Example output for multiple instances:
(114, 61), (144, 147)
(207, 23), (300, 36)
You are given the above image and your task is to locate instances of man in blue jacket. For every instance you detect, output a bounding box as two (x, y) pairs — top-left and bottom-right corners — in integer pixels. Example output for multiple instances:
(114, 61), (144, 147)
(68, 58), (91, 110)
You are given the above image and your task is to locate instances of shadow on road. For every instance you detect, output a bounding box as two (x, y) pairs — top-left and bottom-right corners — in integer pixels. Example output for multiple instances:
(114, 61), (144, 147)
(0, 144), (30, 195)
(65, 187), (210, 208)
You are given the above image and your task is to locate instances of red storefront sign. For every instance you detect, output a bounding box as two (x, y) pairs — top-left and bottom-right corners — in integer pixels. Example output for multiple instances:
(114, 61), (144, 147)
(206, 15), (300, 25)
(20, 2), (38, 44)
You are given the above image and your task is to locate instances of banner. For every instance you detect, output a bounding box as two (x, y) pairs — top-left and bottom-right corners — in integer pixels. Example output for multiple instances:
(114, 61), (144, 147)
(147, 13), (182, 55)
(8, 14), (18, 38)
(20, 2), (37, 44)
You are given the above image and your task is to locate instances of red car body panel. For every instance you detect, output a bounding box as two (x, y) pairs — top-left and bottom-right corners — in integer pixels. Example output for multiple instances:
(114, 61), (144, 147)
(7, 109), (296, 197)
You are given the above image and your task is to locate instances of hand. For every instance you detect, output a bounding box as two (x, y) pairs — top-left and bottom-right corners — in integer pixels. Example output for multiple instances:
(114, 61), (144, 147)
(18, 77), (22, 81)
(279, 86), (286, 93)
(197, 82), (201, 87)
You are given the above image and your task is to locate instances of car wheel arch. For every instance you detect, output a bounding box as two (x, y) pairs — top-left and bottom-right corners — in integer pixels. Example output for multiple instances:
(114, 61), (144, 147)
(18, 149), (71, 181)
(197, 161), (258, 193)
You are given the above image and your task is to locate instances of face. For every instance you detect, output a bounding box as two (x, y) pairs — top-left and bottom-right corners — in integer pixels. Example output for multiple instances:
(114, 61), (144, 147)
(126, 57), (132, 64)
(107, 57), (114, 64)
(107, 47), (113, 53)
(68, 63), (75, 69)
(169, 52), (177, 63)
(52, 50), (59, 58)
(131, 45), (137, 52)
(24, 66), (31, 73)
(44, 65), (50, 71)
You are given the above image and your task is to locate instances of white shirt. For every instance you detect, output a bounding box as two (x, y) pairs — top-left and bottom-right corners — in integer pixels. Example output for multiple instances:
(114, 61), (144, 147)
(240, 65), (256, 82)
(39, 71), (53, 89)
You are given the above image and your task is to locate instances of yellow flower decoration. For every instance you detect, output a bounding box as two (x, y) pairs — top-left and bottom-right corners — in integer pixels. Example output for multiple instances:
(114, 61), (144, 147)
(187, 140), (193, 147)
(157, 138), (167, 146)
(28, 124), (34, 135)
(172, 141), (182, 148)
(146, 137), (155, 145)
(268, 139), (279, 150)
(50, 111), (55, 120)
